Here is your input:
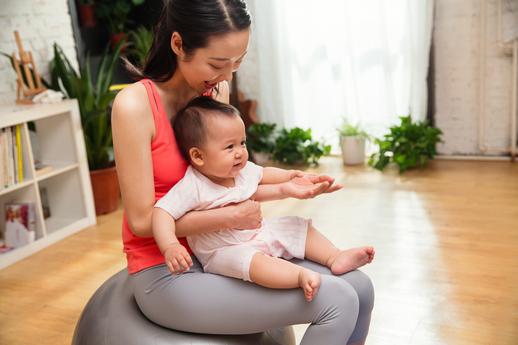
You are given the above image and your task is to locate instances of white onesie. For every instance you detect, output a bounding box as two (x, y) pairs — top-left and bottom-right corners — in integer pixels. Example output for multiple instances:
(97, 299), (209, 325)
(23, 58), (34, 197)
(154, 161), (309, 281)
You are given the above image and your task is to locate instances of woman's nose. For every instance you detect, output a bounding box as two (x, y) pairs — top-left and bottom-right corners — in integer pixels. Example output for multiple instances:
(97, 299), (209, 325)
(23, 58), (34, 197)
(223, 67), (233, 82)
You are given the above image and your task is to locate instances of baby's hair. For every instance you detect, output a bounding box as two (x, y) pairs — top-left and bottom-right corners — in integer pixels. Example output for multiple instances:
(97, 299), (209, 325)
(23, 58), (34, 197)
(173, 96), (241, 162)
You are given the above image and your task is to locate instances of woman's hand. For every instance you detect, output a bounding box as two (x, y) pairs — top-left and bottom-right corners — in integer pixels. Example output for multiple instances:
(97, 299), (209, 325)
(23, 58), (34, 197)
(230, 200), (263, 230)
(163, 243), (193, 274)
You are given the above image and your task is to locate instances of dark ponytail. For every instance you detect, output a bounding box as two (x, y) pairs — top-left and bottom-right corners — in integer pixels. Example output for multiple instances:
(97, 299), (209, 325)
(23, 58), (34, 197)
(126, 0), (251, 82)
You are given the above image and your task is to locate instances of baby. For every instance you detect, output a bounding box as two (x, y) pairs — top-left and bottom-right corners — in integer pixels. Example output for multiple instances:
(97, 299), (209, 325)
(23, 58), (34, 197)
(152, 96), (374, 302)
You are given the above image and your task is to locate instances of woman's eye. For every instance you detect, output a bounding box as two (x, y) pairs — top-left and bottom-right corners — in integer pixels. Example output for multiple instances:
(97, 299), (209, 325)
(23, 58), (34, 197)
(209, 64), (224, 70)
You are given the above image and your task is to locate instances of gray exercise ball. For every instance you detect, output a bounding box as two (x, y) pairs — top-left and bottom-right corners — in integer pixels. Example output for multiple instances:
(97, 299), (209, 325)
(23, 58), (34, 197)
(72, 269), (296, 345)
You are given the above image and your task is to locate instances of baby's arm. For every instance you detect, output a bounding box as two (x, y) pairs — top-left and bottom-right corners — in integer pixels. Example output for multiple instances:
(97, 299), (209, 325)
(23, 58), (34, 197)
(152, 208), (193, 274)
(260, 167), (300, 184)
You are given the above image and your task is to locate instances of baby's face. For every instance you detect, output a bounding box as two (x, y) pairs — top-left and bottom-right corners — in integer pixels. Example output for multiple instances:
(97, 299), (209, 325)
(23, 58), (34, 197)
(199, 114), (248, 179)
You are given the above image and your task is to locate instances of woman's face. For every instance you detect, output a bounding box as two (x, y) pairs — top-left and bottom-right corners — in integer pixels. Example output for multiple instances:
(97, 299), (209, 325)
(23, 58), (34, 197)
(175, 29), (250, 93)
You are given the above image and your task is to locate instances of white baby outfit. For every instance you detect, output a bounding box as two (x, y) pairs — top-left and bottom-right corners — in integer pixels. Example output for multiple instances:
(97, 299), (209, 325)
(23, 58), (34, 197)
(154, 161), (309, 281)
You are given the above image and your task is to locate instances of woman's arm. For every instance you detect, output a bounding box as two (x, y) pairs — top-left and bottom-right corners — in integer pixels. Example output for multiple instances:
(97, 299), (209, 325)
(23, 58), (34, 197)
(175, 199), (262, 236)
(112, 84), (157, 237)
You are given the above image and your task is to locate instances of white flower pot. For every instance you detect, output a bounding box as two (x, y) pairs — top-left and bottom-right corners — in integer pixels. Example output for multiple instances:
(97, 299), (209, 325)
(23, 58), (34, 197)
(340, 136), (366, 165)
(253, 152), (272, 166)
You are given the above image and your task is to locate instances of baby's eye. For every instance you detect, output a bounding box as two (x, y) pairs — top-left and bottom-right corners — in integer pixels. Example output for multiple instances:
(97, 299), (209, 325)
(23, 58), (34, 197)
(226, 144), (234, 150)
(241, 141), (246, 146)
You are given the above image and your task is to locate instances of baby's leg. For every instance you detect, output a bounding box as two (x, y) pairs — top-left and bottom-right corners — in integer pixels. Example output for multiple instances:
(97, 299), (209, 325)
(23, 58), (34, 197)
(249, 253), (321, 302)
(305, 224), (375, 275)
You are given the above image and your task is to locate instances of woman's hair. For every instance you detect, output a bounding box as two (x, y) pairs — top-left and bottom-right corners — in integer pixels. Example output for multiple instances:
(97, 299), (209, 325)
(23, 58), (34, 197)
(173, 96), (241, 162)
(126, 0), (251, 81)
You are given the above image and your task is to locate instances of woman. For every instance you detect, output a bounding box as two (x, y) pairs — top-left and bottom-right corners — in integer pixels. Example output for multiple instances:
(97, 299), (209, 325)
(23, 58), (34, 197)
(112, 1), (374, 344)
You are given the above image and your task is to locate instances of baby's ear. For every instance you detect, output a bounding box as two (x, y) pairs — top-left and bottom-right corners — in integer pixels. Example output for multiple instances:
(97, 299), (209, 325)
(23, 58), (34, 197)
(189, 147), (204, 167)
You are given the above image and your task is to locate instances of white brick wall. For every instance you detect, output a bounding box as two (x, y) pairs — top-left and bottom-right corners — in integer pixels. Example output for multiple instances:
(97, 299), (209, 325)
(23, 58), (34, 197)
(433, 0), (516, 155)
(0, 0), (78, 105)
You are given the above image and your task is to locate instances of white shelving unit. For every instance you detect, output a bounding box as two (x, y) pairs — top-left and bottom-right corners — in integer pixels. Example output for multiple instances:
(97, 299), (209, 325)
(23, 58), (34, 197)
(0, 99), (96, 269)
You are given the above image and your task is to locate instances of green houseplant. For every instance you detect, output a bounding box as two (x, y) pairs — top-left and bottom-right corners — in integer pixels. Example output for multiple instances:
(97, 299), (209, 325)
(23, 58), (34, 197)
(337, 120), (370, 165)
(368, 115), (443, 173)
(127, 26), (153, 67)
(272, 127), (331, 166)
(246, 123), (277, 165)
(96, 0), (146, 47)
(50, 43), (123, 214)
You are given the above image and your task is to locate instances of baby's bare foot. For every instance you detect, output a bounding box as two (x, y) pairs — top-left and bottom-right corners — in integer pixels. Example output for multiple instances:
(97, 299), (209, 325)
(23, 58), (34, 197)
(328, 247), (375, 275)
(298, 269), (321, 302)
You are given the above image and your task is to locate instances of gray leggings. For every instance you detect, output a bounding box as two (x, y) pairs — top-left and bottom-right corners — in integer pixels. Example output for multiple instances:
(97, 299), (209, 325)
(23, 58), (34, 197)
(130, 257), (374, 345)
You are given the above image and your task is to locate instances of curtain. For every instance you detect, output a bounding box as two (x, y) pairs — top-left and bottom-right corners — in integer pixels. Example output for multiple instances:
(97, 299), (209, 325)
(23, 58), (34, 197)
(249, 0), (434, 150)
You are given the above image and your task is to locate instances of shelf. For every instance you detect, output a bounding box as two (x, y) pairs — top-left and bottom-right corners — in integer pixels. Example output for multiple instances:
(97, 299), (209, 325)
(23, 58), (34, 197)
(0, 180), (35, 197)
(35, 163), (79, 181)
(0, 100), (96, 269)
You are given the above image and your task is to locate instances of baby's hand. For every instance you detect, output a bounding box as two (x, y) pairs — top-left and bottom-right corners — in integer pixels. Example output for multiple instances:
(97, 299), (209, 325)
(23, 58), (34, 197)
(163, 243), (193, 274)
(295, 173), (343, 194)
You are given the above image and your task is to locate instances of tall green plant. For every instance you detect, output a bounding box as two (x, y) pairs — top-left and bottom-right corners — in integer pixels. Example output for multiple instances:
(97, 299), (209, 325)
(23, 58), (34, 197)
(51, 43), (122, 170)
(368, 115), (442, 173)
(96, 0), (145, 34)
(127, 26), (153, 67)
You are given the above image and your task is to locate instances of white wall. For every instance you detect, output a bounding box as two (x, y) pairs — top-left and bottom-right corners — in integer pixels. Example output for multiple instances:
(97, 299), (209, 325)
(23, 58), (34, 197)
(0, 0), (78, 105)
(433, 0), (517, 155)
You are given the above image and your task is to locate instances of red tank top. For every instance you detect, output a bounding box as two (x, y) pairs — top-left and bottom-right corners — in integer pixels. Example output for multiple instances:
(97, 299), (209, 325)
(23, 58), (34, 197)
(122, 79), (213, 274)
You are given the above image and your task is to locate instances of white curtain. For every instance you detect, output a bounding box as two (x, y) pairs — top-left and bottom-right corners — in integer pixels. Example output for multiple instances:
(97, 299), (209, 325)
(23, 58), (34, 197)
(249, 0), (434, 150)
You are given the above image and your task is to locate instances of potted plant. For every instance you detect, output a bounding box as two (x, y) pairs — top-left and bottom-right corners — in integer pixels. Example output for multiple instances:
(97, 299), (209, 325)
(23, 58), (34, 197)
(272, 127), (331, 167)
(77, 0), (96, 28)
(368, 115), (443, 173)
(96, 0), (145, 49)
(50, 43), (123, 214)
(246, 123), (277, 166)
(127, 26), (153, 67)
(337, 120), (370, 165)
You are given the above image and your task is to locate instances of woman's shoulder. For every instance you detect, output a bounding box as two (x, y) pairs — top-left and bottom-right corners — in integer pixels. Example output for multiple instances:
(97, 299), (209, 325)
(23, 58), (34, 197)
(112, 82), (151, 123)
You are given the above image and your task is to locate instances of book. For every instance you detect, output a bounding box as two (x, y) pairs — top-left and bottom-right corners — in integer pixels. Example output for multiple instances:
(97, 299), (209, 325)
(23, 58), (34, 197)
(4, 203), (36, 249)
(15, 125), (23, 183)
(39, 187), (51, 219)
(0, 129), (5, 190)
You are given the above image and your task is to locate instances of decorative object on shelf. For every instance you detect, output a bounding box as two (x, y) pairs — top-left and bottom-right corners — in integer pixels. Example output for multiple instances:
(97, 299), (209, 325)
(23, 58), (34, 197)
(337, 120), (370, 166)
(50, 42), (123, 214)
(3, 203), (36, 249)
(368, 115), (443, 173)
(10, 31), (46, 104)
(39, 187), (51, 219)
(32, 90), (65, 104)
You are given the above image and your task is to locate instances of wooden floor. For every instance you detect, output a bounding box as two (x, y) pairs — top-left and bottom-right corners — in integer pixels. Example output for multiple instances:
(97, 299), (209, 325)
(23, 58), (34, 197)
(0, 158), (517, 345)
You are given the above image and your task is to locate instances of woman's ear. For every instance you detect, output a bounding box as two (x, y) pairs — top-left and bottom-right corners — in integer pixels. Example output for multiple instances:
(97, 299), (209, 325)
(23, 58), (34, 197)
(189, 147), (204, 167)
(171, 32), (185, 57)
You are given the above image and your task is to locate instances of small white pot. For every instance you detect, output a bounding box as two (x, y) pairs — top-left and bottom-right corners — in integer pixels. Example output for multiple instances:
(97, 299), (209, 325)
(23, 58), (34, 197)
(340, 136), (366, 165)
(253, 152), (272, 166)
